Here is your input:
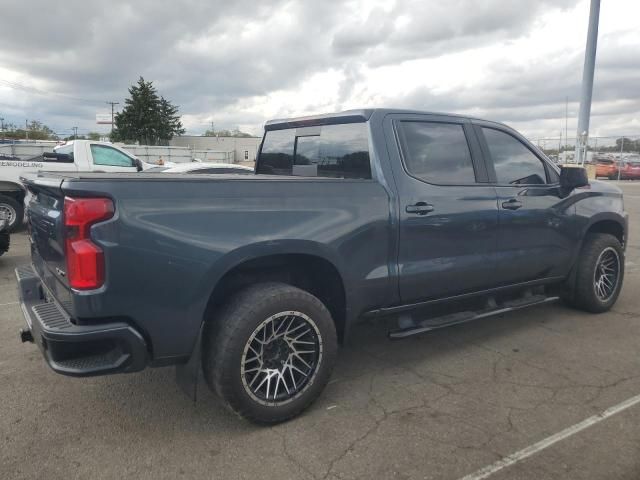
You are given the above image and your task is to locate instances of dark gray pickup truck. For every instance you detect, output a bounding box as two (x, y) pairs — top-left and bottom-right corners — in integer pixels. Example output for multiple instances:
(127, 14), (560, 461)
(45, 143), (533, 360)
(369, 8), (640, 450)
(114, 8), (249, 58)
(17, 109), (628, 423)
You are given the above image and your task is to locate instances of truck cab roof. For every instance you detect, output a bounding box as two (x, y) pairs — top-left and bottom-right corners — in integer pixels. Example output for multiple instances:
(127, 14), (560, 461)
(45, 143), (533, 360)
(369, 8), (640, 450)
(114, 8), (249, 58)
(264, 108), (505, 131)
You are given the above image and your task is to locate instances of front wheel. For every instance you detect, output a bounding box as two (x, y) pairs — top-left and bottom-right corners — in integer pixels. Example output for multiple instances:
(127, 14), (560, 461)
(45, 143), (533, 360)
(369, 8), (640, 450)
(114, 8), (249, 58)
(564, 233), (624, 313)
(202, 282), (338, 424)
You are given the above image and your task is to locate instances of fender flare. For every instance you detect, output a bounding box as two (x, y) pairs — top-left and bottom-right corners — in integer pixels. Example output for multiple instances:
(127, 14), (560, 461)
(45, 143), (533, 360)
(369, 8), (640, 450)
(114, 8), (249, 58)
(0, 181), (26, 199)
(582, 212), (627, 243)
(196, 239), (352, 310)
(177, 241), (351, 401)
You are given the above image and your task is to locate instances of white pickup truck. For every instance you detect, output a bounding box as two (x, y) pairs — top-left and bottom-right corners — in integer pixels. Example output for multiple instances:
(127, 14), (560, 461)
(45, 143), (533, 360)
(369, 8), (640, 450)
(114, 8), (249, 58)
(0, 140), (143, 230)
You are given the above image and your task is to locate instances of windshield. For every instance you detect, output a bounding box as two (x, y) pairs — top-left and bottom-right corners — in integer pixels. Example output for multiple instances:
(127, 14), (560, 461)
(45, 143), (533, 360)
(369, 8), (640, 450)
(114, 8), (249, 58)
(53, 144), (74, 157)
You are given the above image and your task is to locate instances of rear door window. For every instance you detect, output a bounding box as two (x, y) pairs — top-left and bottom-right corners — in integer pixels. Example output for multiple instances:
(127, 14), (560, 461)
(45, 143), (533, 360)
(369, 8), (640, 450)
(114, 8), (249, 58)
(257, 123), (371, 179)
(397, 121), (476, 184)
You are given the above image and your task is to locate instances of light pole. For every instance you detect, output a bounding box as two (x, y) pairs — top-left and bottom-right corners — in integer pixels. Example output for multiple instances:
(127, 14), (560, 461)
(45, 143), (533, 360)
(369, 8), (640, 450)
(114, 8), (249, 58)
(574, 0), (601, 165)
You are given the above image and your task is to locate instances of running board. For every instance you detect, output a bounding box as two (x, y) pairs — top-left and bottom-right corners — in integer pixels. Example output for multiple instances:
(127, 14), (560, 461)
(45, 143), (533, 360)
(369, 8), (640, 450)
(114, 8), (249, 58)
(388, 295), (560, 339)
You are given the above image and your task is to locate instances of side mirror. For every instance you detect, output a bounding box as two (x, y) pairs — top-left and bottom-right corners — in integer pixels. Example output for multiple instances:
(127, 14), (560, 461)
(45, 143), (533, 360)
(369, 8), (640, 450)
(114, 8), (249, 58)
(560, 165), (589, 190)
(134, 158), (143, 172)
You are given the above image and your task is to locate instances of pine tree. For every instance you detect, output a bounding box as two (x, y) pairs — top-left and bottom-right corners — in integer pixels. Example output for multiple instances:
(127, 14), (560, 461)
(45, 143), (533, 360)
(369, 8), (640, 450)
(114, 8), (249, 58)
(112, 77), (184, 145)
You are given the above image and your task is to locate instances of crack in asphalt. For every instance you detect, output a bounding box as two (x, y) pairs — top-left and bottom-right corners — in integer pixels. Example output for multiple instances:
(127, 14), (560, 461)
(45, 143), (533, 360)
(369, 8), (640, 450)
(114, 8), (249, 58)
(309, 321), (640, 478)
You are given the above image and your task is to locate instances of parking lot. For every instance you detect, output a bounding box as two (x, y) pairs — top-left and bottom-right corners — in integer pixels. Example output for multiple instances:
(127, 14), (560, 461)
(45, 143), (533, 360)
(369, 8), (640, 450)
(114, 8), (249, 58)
(1, 181), (639, 480)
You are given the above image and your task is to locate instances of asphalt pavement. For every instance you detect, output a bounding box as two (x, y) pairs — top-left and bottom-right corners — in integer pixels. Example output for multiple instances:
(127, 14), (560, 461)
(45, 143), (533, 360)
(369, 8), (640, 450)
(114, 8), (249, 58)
(1, 181), (639, 480)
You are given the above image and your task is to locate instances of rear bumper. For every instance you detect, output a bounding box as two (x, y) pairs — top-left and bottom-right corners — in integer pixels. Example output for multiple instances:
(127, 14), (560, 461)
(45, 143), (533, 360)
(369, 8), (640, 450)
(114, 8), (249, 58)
(16, 264), (148, 377)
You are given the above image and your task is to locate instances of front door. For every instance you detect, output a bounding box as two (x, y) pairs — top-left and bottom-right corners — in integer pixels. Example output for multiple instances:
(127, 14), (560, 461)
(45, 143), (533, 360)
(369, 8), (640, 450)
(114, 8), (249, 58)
(384, 114), (500, 305)
(475, 123), (577, 284)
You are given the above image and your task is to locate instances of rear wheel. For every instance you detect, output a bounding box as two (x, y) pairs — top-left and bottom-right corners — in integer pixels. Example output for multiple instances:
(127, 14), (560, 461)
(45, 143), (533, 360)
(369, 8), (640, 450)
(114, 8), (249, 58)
(0, 194), (23, 232)
(564, 233), (624, 313)
(202, 282), (338, 424)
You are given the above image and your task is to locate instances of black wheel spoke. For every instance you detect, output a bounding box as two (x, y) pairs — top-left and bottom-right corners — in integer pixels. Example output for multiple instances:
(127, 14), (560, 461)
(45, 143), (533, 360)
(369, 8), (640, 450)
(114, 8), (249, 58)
(593, 247), (620, 302)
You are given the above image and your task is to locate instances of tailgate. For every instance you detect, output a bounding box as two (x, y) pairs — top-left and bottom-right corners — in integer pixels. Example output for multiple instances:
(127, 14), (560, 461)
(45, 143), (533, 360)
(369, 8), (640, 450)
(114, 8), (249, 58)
(21, 175), (71, 301)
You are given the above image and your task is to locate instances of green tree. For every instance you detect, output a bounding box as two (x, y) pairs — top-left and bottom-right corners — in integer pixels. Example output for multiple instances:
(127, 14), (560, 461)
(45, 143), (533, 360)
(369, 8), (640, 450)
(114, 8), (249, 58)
(2, 120), (57, 140)
(112, 77), (184, 145)
(157, 96), (185, 141)
(87, 132), (101, 141)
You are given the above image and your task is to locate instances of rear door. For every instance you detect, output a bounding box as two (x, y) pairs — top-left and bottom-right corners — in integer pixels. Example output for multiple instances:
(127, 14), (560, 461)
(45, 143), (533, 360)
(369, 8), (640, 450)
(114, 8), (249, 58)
(474, 122), (577, 284)
(384, 113), (499, 304)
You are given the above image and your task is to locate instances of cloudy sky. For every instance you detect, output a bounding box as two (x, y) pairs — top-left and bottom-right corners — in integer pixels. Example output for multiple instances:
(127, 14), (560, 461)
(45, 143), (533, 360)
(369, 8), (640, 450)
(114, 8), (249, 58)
(0, 0), (638, 142)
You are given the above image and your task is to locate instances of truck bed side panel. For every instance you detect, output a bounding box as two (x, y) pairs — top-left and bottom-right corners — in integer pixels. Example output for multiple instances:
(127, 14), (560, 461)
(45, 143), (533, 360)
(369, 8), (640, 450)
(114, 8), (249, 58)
(59, 176), (392, 360)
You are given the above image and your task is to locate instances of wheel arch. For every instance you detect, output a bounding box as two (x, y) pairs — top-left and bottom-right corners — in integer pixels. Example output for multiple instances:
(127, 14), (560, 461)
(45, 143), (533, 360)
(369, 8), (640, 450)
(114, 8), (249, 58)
(0, 181), (26, 202)
(200, 242), (351, 343)
(564, 213), (627, 291)
(584, 214), (627, 248)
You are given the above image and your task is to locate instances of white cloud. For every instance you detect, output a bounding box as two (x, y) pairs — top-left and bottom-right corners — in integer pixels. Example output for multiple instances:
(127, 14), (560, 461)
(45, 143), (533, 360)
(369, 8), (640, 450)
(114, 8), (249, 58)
(0, 0), (638, 141)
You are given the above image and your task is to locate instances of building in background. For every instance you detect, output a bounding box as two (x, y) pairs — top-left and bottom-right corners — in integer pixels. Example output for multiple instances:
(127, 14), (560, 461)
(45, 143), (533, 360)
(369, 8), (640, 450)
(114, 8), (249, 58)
(169, 136), (261, 164)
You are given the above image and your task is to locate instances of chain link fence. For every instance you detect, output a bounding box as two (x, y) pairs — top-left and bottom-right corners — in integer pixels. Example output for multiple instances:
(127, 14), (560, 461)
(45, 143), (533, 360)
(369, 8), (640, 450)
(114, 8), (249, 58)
(0, 141), (236, 164)
(533, 135), (640, 179)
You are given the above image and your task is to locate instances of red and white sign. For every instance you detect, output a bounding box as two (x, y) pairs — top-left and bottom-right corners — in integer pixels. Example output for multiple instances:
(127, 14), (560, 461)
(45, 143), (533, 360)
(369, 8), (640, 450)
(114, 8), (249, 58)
(96, 114), (112, 125)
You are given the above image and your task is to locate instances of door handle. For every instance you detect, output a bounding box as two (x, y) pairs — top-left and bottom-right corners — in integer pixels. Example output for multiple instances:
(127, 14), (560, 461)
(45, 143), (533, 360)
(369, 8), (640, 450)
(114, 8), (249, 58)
(502, 198), (522, 210)
(406, 202), (434, 215)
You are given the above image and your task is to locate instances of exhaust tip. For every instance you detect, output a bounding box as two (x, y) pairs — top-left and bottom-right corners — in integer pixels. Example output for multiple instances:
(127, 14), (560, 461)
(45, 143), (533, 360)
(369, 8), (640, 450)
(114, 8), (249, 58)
(19, 328), (34, 343)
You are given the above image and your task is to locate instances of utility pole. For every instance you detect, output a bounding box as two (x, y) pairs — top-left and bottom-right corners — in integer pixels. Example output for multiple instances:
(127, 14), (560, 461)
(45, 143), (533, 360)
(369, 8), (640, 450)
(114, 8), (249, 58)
(575, 0), (601, 165)
(72, 126), (78, 140)
(617, 137), (624, 181)
(25, 119), (29, 141)
(558, 132), (562, 161)
(564, 96), (568, 161)
(106, 101), (119, 138)
(0, 117), (4, 143)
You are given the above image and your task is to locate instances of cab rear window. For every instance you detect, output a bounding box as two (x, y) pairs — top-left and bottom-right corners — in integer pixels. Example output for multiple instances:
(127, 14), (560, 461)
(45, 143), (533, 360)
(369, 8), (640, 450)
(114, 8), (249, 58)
(257, 123), (371, 179)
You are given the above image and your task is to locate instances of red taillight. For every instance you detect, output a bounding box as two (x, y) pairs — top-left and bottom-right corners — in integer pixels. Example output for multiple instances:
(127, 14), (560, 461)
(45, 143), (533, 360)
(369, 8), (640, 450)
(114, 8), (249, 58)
(64, 197), (114, 290)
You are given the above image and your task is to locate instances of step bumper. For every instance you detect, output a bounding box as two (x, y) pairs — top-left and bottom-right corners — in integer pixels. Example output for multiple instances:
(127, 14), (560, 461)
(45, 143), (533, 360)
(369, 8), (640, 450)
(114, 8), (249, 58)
(15, 264), (148, 377)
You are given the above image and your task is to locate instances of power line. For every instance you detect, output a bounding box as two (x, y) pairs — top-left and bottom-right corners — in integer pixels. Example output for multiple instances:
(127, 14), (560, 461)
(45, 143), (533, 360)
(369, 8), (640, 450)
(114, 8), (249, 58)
(0, 78), (97, 104)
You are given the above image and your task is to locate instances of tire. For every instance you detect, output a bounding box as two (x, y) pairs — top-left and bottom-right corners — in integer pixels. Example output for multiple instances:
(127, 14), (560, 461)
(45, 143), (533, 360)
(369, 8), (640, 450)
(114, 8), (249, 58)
(565, 233), (624, 313)
(202, 282), (338, 424)
(0, 194), (24, 232)
(0, 231), (8, 257)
